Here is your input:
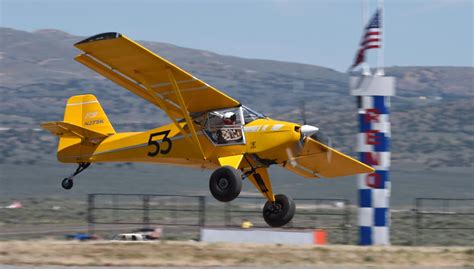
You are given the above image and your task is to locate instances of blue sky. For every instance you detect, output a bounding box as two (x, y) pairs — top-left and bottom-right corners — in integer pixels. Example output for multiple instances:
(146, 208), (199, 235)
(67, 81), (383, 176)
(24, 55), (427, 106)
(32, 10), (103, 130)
(1, 0), (472, 71)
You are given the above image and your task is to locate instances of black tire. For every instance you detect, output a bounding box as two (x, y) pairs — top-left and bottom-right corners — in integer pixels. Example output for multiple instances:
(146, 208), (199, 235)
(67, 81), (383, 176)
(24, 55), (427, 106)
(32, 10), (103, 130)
(209, 166), (242, 202)
(61, 177), (73, 190)
(263, 194), (295, 227)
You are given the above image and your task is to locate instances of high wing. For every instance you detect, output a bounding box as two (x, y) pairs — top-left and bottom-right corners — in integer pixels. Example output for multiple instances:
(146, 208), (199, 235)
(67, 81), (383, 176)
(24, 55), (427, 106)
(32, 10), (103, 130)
(74, 32), (241, 159)
(283, 137), (374, 178)
(73, 32), (240, 118)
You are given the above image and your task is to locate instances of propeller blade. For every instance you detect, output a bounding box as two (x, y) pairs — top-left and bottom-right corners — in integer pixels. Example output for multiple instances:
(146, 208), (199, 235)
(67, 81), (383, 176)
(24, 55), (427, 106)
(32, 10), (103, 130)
(326, 136), (333, 163)
(300, 99), (307, 125)
(285, 147), (297, 167)
(311, 132), (333, 163)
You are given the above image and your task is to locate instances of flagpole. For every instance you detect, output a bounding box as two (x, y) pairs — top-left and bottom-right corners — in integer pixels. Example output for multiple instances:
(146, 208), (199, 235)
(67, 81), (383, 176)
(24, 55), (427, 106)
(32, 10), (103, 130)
(376, 0), (385, 76)
(350, 1), (395, 245)
(362, 0), (368, 27)
(362, 0), (371, 76)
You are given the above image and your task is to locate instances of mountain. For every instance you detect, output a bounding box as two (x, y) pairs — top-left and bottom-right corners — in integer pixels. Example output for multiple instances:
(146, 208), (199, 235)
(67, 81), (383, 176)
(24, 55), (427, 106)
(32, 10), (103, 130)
(0, 27), (472, 167)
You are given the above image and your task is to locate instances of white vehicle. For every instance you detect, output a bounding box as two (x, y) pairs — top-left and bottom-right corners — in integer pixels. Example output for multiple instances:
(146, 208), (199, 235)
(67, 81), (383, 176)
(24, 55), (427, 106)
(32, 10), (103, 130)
(113, 228), (162, 241)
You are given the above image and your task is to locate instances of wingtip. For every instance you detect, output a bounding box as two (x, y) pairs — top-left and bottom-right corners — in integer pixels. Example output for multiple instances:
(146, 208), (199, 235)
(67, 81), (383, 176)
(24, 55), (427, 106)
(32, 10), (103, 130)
(74, 32), (122, 46)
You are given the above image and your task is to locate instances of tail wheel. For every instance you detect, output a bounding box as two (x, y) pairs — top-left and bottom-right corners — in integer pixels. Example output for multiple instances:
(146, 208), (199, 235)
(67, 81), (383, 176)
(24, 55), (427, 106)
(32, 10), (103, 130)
(61, 177), (74, 190)
(263, 194), (295, 227)
(209, 166), (242, 202)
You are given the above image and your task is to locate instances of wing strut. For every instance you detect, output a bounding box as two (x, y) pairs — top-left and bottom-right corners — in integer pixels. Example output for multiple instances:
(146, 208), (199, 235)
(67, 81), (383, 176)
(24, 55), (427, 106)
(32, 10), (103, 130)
(166, 68), (205, 160)
(132, 71), (197, 154)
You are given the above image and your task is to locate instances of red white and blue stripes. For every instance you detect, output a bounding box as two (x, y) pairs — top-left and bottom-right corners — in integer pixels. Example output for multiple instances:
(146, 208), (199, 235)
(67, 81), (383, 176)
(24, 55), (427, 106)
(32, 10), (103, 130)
(357, 95), (391, 245)
(351, 8), (382, 69)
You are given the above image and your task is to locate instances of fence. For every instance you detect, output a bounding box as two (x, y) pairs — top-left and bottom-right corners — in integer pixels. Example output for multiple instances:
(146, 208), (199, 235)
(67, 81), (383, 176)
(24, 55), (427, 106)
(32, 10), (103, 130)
(87, 193), (351, 243)
(3, 194), (473, 245)
(414, 198), (474, 245)
(87, 193), (205, 234)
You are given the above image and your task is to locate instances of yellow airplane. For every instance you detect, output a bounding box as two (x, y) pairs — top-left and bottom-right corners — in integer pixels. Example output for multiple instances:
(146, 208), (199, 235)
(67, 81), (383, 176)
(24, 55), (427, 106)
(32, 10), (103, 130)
(42, 32), (374, 227)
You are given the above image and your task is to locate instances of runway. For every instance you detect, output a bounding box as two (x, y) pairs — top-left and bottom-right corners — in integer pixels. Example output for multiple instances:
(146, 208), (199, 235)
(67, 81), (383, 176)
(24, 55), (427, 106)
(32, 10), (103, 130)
(0, 265), (470, 269)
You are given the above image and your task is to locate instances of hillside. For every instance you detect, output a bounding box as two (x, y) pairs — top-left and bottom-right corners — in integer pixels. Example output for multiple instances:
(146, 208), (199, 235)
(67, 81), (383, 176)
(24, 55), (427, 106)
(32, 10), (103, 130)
(0, 27), (473, 167)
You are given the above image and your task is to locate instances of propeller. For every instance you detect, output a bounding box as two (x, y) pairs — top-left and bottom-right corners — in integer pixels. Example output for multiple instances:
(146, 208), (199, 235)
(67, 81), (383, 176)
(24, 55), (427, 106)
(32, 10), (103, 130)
(300, 99), (307, 125)
(311, 132), (333, 162)
(285, 147), (298, 167)
(297, 98), (333, 163)
(285, 83), (333, 166)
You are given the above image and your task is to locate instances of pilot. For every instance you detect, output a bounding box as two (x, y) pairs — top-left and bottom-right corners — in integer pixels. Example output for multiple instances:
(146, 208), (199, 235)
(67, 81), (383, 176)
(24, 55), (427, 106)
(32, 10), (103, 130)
(223, 112), (237, 125)
(217, 111), (242, 144)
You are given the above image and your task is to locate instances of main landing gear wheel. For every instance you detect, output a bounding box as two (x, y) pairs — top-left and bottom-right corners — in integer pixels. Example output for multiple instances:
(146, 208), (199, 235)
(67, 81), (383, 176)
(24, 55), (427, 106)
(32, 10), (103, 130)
(61, 177), (74, 190)
(209, 166), (242, 202)
(263, 194), (295, 227)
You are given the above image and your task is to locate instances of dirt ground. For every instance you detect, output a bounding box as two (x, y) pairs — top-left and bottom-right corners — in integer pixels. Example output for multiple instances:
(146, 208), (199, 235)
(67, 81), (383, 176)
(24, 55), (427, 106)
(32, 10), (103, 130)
(0, 240), (473, 268)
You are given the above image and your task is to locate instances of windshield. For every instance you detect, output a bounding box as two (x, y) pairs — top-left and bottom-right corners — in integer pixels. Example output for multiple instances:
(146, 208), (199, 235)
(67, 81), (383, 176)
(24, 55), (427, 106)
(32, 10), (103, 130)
(242, 105), (266, 124)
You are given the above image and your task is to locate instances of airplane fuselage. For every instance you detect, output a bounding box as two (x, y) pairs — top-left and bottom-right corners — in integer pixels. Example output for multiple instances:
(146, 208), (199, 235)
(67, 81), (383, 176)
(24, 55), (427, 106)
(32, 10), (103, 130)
(57, 118), (301, 171)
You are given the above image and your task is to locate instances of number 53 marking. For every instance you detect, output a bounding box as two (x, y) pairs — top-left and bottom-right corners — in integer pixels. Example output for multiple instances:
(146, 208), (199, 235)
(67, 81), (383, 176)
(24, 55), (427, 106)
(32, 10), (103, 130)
(147, 130), (172, 157)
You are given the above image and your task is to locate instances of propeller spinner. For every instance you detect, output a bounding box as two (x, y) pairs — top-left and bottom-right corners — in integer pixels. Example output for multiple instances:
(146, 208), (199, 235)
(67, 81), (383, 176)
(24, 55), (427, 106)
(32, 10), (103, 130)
(300, 125), (319, 137)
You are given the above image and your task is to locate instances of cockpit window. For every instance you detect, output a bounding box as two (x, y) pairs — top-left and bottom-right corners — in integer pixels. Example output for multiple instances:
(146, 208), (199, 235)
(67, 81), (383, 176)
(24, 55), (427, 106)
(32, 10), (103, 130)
(242, 105), (266, 124)
(193, 105), (265, 145)
(203, 107), (245, 145)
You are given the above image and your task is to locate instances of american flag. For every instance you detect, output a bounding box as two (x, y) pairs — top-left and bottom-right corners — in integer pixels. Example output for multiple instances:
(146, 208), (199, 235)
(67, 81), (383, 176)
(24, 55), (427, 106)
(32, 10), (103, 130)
(351, 8), (382, 69)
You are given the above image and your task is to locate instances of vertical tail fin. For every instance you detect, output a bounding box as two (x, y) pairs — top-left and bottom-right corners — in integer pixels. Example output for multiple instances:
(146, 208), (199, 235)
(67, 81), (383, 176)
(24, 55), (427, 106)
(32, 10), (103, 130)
(64, 94), (115, 135)
(41, 94), (115, 162)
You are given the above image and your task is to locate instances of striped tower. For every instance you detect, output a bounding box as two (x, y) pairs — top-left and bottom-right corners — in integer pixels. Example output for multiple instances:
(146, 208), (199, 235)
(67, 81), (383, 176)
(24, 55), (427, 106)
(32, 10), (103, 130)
(350, 76), (395, 245)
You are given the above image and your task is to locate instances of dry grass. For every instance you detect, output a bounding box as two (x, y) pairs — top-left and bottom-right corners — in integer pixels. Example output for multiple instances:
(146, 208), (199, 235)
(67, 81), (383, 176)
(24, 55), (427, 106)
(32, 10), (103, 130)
(0, 240), (473, 267)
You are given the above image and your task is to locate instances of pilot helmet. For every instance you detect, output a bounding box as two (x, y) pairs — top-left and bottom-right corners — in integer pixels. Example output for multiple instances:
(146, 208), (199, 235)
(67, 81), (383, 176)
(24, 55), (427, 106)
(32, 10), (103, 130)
(223, 111), (237, 122)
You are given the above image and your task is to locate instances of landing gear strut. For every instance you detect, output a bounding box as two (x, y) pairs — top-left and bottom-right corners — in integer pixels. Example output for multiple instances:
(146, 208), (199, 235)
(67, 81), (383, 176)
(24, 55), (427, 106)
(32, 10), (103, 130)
(61, 162), (90, 190)
(242, 155), (296, 228)
(262, 194), (295, 227)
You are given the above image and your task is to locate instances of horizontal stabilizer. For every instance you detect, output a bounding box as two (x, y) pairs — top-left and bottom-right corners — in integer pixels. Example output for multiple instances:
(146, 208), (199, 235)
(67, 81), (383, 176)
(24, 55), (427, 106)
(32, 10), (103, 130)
(41, 121), (108, 143)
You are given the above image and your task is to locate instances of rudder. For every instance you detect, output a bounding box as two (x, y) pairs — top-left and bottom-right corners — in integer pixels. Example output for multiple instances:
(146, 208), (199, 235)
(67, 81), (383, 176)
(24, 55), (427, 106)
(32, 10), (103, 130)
(45, 94), (115, 162)
(64, 94), (115, 135)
